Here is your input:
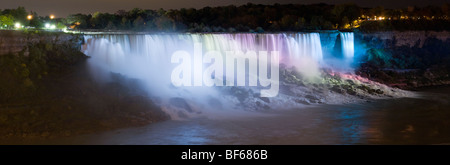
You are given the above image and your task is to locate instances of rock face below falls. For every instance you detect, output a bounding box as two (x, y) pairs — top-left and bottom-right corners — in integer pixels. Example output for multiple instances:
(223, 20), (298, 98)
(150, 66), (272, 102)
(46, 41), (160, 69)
(356, 31), (450, 48)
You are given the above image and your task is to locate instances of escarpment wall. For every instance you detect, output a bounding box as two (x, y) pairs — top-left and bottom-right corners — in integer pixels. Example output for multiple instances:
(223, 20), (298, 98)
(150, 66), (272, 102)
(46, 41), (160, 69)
(355, 31), (450, 48)
(0, 30), (81, 55)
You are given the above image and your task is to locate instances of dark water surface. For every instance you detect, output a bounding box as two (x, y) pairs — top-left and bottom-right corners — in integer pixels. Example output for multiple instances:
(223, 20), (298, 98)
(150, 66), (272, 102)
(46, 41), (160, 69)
(12, 86), (450, 145)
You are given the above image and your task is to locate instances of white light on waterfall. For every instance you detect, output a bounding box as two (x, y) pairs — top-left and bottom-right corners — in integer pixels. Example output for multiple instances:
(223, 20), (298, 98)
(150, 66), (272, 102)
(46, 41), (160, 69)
(50, 25), (56, 29)
(340, 32), (354, 59)
(45, 23), (50, 28)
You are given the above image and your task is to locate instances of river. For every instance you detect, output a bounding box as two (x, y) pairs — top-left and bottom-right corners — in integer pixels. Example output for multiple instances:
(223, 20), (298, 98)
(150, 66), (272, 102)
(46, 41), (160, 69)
(11, 86), (449, 145)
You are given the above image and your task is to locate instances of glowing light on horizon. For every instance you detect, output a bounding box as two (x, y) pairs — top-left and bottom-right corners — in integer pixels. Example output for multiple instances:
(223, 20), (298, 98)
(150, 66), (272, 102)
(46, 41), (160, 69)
(45, 23), (56, 29)
(14, 23), (21, 28)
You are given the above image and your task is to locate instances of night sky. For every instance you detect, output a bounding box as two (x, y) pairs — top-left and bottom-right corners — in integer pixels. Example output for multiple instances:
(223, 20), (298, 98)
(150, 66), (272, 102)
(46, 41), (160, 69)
(2, 0), (450, 17)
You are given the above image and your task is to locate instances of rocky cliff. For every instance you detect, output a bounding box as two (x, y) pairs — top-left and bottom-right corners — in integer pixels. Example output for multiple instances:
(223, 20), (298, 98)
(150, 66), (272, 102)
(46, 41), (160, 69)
(0, 30), (81, 55)
(355, 31), (450, 48)
(355, 30), (450, 89)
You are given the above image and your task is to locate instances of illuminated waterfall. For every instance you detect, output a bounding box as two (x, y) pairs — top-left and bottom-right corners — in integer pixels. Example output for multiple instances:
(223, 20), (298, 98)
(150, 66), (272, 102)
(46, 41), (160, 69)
(340, 32), (354, 59)
(83, 33), (324, 64)
(81, 32), (355, 118)
(82, 33), (326, 89)
(82, 33), (327, 83)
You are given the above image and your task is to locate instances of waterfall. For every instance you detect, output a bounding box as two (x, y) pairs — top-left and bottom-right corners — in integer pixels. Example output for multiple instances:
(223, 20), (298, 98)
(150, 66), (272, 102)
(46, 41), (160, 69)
(81, 32), (354, 118)
(82, 33), (326, 82)
(340, 32), (354, 59)
(83, 33), (324, 64)
(82, 32), (326, 82)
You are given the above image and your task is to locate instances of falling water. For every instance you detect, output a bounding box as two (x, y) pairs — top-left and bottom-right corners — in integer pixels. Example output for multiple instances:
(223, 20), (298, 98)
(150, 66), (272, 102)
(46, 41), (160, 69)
(83, 33), (324, 65)
(340, 32), (355, 59)
(82, 33), (326, 94)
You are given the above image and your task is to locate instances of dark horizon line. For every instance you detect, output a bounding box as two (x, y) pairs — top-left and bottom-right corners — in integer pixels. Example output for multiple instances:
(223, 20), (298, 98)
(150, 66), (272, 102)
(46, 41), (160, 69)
(57, 2), (450, 15)
(2, 2), (449, 18)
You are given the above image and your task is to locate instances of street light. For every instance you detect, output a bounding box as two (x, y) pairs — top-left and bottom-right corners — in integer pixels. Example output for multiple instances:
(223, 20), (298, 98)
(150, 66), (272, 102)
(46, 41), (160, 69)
(15, 23), (21, 29)
(27, 15), (33, 20)
(50, 15), (55, 19)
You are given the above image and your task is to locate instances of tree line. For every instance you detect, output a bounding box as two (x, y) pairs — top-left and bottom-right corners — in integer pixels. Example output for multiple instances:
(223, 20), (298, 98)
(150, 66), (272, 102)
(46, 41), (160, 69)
(0, 7), (64, 29)
(1, 3), (449, 32)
